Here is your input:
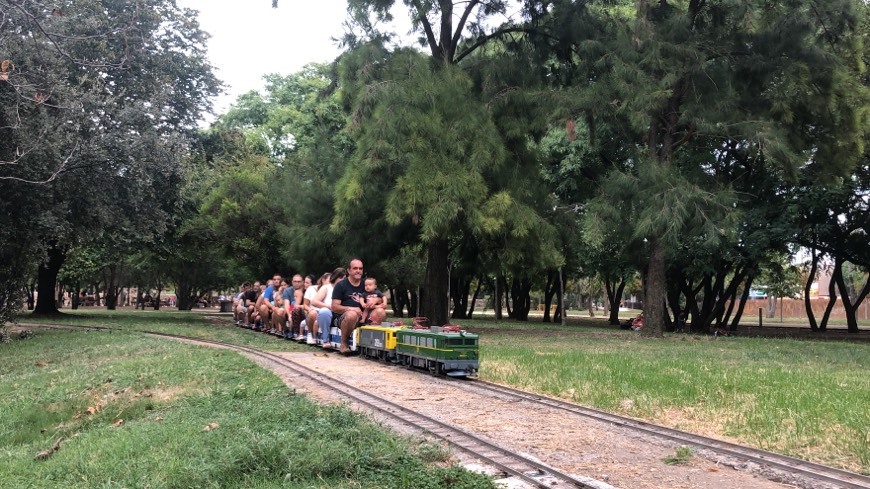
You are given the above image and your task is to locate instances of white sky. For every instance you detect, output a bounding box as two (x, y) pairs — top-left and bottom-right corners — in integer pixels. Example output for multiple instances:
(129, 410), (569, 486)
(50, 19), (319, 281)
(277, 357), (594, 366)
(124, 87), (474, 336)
(176, 1), (413, 119)
(176, 0), (347, 117)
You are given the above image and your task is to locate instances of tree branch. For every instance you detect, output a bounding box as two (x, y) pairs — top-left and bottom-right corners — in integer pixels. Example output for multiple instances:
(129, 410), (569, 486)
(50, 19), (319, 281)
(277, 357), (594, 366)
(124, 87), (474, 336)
(0, 142), (78, 185)
(455, 26), (553, 63)
(451, 0), (480, 54)
(410, 0), (441, 58)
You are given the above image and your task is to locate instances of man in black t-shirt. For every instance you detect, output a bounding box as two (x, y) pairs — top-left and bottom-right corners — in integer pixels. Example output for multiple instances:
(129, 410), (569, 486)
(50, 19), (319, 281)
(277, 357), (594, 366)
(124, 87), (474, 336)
(243, 281), (261, 328)
(331, 258), (366, 353)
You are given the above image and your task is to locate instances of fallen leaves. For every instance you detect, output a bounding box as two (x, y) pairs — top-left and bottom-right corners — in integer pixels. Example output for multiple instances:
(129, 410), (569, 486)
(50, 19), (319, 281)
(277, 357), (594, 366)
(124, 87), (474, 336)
(202, 422), (219, 432)
(112, 419), (124, 427)
(35, 362), (48, 367)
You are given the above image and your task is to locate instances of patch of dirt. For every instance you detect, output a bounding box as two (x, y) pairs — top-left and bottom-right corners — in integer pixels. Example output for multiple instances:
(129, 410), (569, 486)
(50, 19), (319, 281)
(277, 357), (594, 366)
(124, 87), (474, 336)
(245, 349), (819, 489)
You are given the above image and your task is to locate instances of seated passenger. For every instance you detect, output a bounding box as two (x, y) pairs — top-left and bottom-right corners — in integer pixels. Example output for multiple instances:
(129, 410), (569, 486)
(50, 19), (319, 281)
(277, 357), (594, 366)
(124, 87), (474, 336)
(256, 275), (280, 331)
(233, 283), (249, 325)
(244, 281), (261, 328)
(299, 274), (319, 344)
(288, 274), (306, 340)
(273, 282), (287, 335)
(311, 268), (346, 348)
(332, 258), (369, 353)
(360, 277), (386, 325)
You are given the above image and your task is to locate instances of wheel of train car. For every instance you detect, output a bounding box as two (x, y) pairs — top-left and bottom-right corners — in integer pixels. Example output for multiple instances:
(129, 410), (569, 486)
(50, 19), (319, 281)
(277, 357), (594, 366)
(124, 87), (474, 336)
(427, 360), (437, 375)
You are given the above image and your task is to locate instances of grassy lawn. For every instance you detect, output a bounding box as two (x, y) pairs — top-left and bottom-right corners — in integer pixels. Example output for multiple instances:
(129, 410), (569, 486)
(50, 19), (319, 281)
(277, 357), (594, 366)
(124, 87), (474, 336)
(465, 317), (870, 474)
(1, 313), (495, 489)
(8, 309), (870, 478)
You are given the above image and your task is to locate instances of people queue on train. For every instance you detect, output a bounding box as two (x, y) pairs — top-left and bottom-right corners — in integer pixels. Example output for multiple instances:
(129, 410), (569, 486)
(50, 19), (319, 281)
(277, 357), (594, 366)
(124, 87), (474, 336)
(232, 258), (386, 353)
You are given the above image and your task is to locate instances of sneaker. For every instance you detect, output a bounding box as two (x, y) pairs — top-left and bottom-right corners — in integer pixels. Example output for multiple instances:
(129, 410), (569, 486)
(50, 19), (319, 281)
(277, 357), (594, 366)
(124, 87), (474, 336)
(322, 342), (332, 349)
(306, 334), (316, 345)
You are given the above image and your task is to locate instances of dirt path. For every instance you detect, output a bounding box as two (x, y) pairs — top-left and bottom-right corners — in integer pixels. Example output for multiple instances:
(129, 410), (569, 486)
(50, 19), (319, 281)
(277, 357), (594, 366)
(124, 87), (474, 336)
(250, 349), (821, 489)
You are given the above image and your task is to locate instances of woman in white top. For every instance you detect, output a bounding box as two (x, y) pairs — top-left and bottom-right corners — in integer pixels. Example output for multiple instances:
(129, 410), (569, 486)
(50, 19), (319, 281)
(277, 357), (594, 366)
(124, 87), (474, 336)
(299, 274), (319, 343)
(310, 268), (346, 347)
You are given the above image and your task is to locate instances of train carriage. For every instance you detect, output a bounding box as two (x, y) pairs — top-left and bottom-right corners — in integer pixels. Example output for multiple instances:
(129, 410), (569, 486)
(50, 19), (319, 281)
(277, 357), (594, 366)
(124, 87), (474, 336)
(395, 326), (479, 377)
(357, 324), (406, 361)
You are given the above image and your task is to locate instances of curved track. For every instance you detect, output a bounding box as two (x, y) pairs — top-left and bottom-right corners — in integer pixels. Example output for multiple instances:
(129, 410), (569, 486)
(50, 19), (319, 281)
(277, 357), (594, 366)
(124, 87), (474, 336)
(146, 330), (602, 489)
(21, 320), (870, 489)
(460, 380), (870, 489)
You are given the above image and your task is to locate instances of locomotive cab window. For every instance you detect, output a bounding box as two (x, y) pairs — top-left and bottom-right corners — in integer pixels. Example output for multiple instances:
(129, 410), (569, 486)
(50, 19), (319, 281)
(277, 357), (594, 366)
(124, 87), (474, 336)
(446, 338), (463, 346)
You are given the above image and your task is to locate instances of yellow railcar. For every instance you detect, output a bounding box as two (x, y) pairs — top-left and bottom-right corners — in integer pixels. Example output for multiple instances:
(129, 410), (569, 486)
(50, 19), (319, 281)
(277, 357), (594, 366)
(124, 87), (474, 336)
(357, 324), (407, 362)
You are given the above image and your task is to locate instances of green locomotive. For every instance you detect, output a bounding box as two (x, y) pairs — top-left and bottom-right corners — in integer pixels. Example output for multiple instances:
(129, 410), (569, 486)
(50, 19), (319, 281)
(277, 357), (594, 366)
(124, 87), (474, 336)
(394, 325), (479, 377)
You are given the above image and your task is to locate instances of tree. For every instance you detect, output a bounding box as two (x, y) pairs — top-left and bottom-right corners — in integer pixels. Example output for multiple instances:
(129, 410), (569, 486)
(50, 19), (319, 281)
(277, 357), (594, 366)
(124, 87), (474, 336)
(789, 161), (870, 332)
(559, 0), (868, 335)
(0, 0), (219, 316)
(335, 48), (506, 324)
(335, 0), (565, 325)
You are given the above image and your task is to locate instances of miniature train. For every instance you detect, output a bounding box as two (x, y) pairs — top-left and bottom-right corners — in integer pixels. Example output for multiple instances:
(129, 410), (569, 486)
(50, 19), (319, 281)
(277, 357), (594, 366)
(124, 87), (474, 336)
(358, 324), (479, 377)
(237, 318), (480, 378)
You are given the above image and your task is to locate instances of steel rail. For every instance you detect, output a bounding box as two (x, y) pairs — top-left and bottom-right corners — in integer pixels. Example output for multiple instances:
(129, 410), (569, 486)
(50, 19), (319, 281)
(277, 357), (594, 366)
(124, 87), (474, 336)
(24, 321), (868, 488)
(142, 331), (600, 489)
(465, 380), (870, 489)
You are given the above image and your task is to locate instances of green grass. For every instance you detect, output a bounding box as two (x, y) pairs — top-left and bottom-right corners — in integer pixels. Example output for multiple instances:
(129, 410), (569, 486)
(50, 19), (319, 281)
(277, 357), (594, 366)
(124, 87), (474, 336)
(18, 309), (304, 353)
(464, 318), (870, 474)
(0, 321), (495, 489)
(13, 310), (870, 475)
(662, 446), (693, 465)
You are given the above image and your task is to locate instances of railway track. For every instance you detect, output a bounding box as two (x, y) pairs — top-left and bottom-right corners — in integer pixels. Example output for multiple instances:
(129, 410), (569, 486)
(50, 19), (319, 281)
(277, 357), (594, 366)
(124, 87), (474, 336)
(142, 331), (604, 489)
(459, 380), (870, 489)
(20, 321), (870, 489)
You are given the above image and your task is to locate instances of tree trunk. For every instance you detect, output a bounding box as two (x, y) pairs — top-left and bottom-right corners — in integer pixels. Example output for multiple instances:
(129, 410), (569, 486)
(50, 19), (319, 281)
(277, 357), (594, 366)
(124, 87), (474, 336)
(26, 281), (36, 310)
(679, 277), (704, 332)
(804, 249), (820, 331)
(834, 267), (869, 334)
(543, 270), (556, 323)
(409, 288), (419, 317)
(494, 276), (503, 321)
(466, 277), (482, 319)
(422, 238), (450, 325)
(605, 278), (626, 325)
(503, 276), (513, 319)
(34, 246), (66, 315)
(729, 273), (754, 331)
(766, 296), (776, 318)
(818, 262), (840, 332)
(642, 240), (665, 336)
(389, 287), (403, 317)
(104, 264), (120, 310)
(176, 280), (196, 311)
(558, 268), (565, 325)
(510, 277), (532, 321)
(450, 273), (470, 319)
(71, 283), (80, 310)
(56, 284), (65, 309)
